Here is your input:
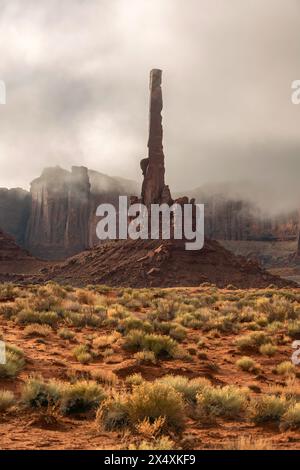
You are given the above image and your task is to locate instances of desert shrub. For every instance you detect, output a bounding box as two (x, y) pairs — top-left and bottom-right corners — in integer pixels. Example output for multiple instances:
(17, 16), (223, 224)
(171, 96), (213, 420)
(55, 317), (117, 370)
(76, 289), (96, 305)
(21, 376), (63, 408)
(259, 343), (277, 357)
(258, 296), (296, 322)
(142, 334), (178, 358)
(157, 375), (210, 403)
(0, 390), (15, 412)
(93, 332), (120, 349)
(91, 370), (119, 386)
(0, 283), (17, 301)
(16, 309), (59, 326)
(235, 332), (271, 352)
(72, 345), (92, 364)
(134, 351), (157, 365)
(96, 392), (130, 431)
(169, 325), (187, 342)
(118, 317), (152, 335)
(61, 381), (106, 415)
(124, 330), (177, 358)
(288, 320), (300, 338)
(236, 356), (260, 373)
(0, 344), (25, 378)
(129, 436), (175, 450)
(251, 395), (288, 424)
(276, 361), (296, 377)
(33, 295), (60, 312)
(269, 378), (300, 400)
(280, 402), (300, 430)
(155, 300), (179, 321)
(126, 373), (144, 387)
(58, 328), (75, 340)
(23, 324), (52, 338)
(126, 381), (185, 430)
(196, 385), (247, 419)
(267, 321), (284, 333)
(0, 303), (19, 319)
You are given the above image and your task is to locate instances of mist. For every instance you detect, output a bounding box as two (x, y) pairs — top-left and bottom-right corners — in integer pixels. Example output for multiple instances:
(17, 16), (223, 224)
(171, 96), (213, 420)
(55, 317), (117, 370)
(0, 0), (300, 214)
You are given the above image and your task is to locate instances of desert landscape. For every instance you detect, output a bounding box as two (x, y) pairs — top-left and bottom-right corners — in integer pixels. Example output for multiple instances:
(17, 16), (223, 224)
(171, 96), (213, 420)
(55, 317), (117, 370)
(1, 0), (300, 454)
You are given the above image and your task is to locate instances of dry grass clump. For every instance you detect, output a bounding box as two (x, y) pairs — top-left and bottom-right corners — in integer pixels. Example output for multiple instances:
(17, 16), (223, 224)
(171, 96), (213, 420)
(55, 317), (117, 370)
(72, 344), (92, 364)
(251, 395), (289, 424)
(0, 390), (15, 412)
(280, 403), (300, 430)
(58, 328), (75, 340)
(236, 356), (260, 374)
(124, 330), (178, 358)
(96, 392), (130, 431)
(196, 385), (248, 419)
(235, 332), (271, 352)
(93, 332), (121, 350)
(0, 343), (25, 378)
(288, 320), (300, 338)
(275, 361), (296, 377)
(134, 351), (157, 365)
(126, 373), (144, 387)
(0, 283), (18, 301)
(76, 289), (96, 305)
(259, 343), (277, 356)
(23, 324), (52, 338)
(157, 375), (210, 403)
(126, 381), (185, 430)
(60, 380), (106, 415)
(91, 370), (119, 386)
(16, 309), (59, 326)
(21, 376), (63, 408)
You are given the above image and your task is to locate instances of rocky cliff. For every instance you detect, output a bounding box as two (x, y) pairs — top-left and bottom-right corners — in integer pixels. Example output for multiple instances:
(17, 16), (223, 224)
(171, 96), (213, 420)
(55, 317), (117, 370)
(24, 166), (139, 259)
(0, 188), (30, 245)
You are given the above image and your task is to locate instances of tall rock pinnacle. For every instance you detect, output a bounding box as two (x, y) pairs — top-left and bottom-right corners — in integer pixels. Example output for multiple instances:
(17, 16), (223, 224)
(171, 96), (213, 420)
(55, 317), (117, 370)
(141, 69), (172, 207)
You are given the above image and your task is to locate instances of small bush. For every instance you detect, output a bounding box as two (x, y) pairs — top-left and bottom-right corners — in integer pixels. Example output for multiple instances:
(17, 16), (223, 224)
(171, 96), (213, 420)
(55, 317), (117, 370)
(236, 356), (260, 373)
(157, 375), (210, 403)
(91, 370), (119, 386)
(0, 390), (15, 411)
(72, 345), (92, 364)
(0, 344), (25, 378)
(134, 350), (156, 365)
(127, 381), (185, 430)
(259, 343), (277, 357)
(16, 309), (59, 326)
(281, 402), (300, 430)
(61, 381), (106, 414)
(96, 392), (129, 431)
(124, 330), (178, 358)
(126, 373), (144, 387)
(236, 332), (271, 352)
(196, 385), (247, 418)
(58, 328), (75, 340)
(251, 395), (288, 424)
(288, 320), (300, 339)
(21, 376), (63, 408)
(23, 324), (52, 338)
(169, 325), (187, 342)
(276, 361), (296, 377)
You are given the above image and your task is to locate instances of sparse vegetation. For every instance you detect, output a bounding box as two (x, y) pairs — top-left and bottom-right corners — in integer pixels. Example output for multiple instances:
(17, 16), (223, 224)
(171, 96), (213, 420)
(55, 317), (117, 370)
(1, 283), (300, 449)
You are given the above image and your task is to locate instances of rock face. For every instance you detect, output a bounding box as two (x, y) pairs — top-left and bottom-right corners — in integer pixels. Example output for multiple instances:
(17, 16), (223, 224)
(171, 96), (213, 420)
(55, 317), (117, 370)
(141, 69), (172, 207)
(25, 166), (89, 259)
(24, 166), (138, 259)
(0, 188), (30, 245)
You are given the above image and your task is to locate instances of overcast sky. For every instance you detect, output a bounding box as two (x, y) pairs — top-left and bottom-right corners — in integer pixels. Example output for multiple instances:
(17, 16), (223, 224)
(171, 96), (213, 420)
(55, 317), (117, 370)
(0, 0), (300, 213)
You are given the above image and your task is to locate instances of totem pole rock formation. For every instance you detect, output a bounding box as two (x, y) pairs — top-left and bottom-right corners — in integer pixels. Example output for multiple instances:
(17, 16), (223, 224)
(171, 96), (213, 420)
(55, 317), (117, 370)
(141, 69), (172, 207)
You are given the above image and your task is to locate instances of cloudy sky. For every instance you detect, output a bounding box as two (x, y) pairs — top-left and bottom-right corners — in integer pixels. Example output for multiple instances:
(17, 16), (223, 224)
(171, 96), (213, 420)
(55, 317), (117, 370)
(0, 0), (299, 212)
